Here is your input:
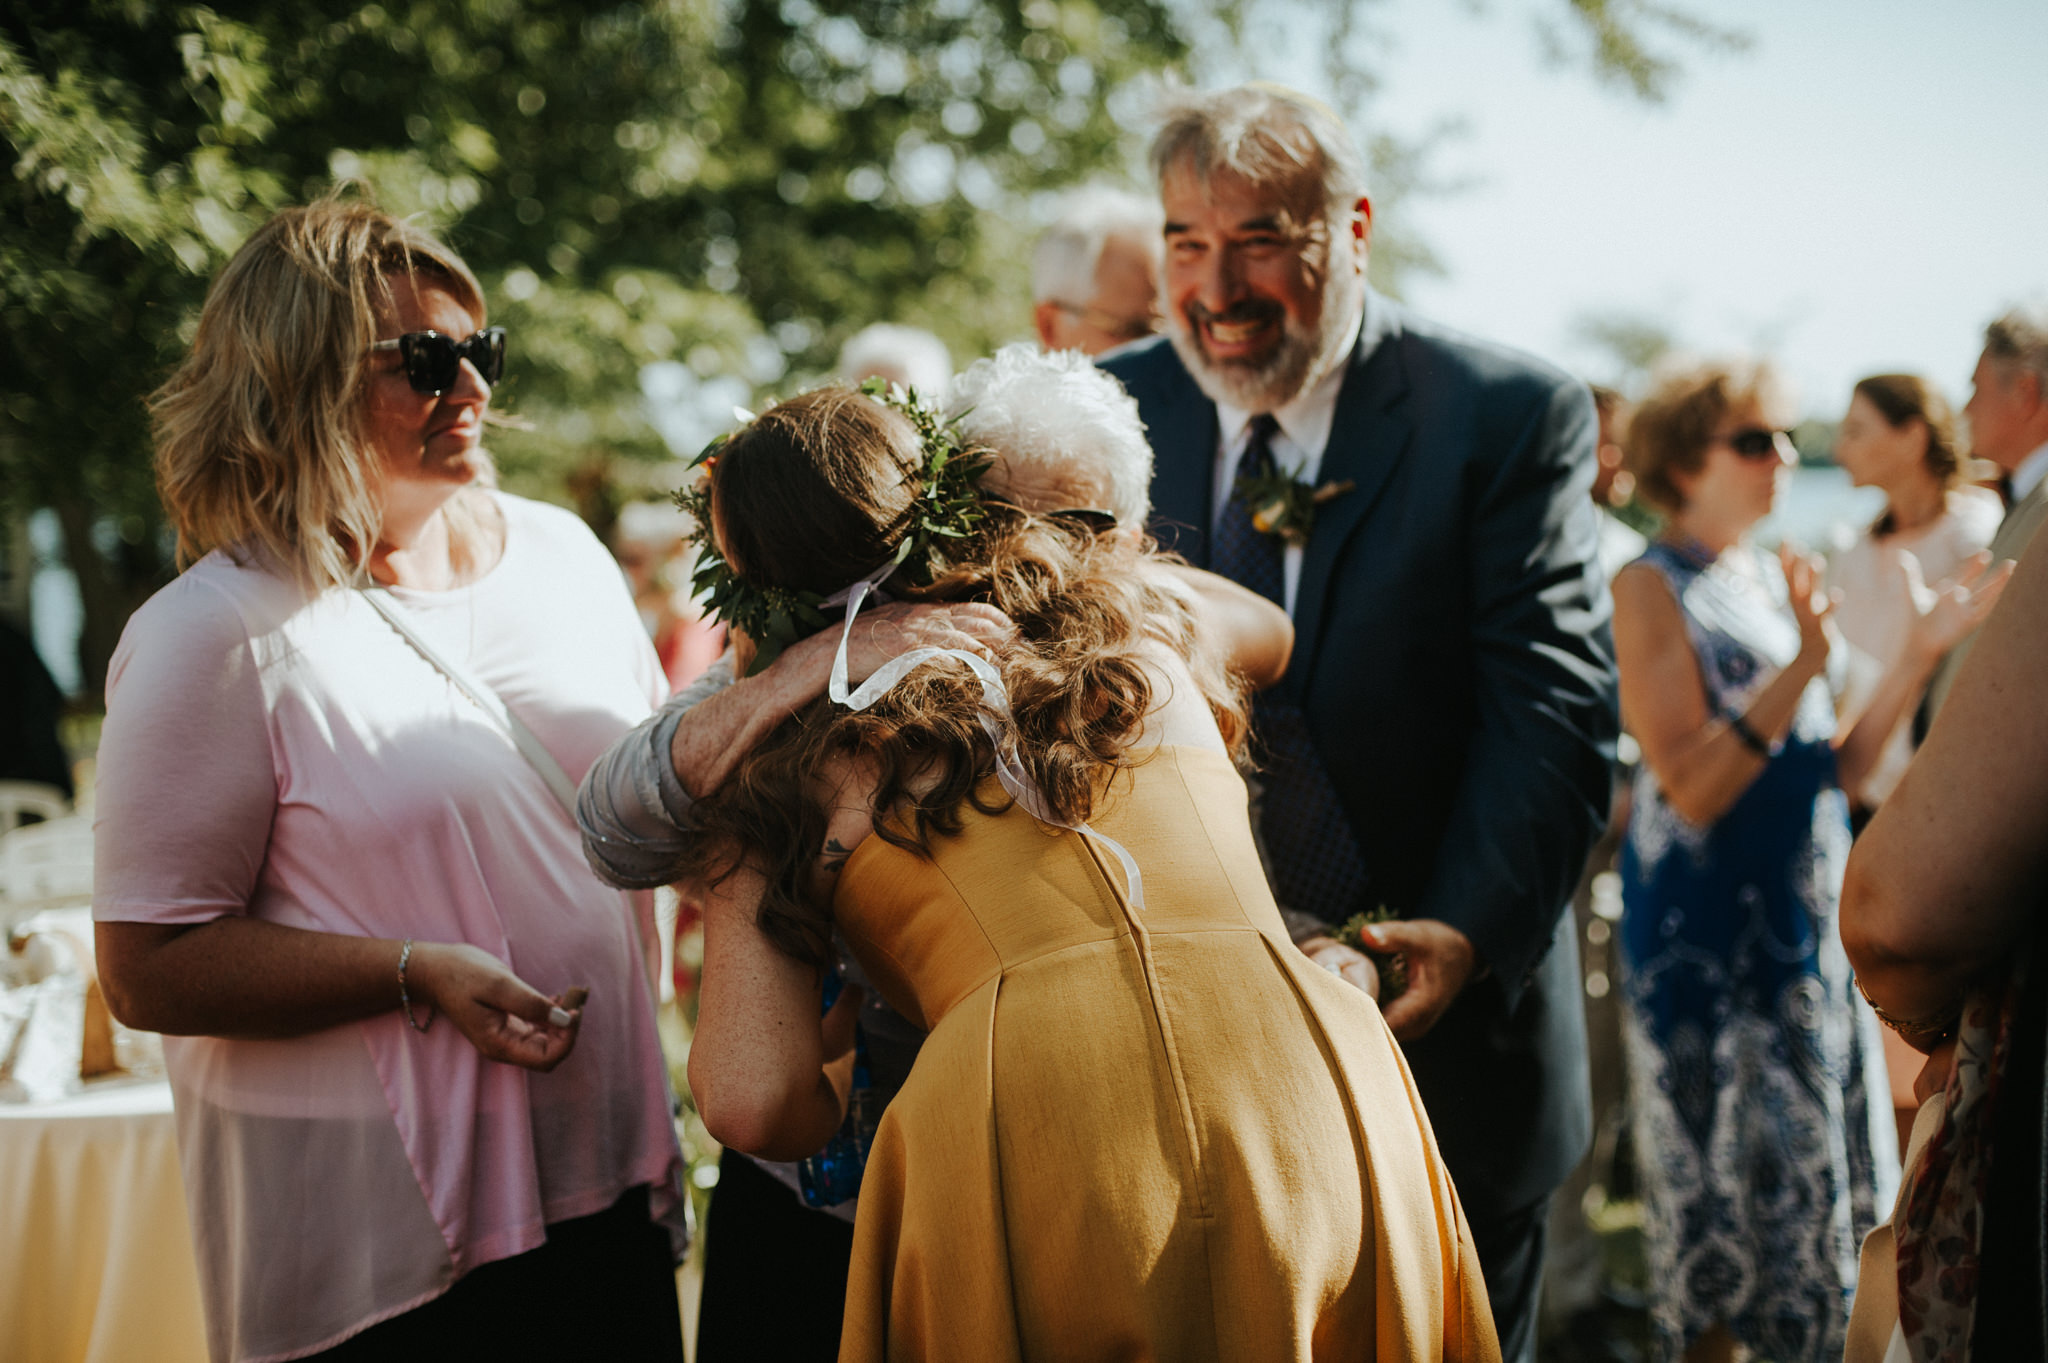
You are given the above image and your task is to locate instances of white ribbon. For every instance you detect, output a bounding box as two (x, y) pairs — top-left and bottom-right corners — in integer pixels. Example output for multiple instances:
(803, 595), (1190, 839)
(827, 567), (1144, 911)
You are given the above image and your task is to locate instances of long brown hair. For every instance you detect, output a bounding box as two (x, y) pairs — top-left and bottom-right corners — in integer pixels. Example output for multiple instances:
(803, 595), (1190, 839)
(1852, 373), (1960, 537)
(681, 387), (1247, 969)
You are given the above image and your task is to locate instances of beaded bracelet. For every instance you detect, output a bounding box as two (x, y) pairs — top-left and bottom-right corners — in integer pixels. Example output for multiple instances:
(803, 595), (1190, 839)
(1728, 711), (1777, 758)
(1855, 974), (1959, 1044)
(398, 938), (432, 1034)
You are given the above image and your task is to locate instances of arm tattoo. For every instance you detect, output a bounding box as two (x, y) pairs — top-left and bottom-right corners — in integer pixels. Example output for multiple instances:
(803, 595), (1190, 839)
(819, 836), (853, 876)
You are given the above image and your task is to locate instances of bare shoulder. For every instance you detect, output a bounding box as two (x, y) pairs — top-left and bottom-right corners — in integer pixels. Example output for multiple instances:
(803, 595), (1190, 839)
(1611, 560), (1682, 629)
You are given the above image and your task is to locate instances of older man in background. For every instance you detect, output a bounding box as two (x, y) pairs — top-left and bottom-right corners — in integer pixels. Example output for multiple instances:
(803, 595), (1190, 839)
(1031, 185), (1163, 356)
(1101, 84), (1617, 1362)
(834, 321), (953, 399)
(1925, 303), (2048, 719)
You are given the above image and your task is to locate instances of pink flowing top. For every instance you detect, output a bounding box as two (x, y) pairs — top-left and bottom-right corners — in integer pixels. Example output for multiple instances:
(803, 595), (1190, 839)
(93, 493), (685, 1363)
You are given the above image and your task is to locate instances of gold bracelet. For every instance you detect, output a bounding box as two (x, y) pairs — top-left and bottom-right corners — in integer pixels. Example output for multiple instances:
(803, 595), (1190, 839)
(1855, 975), (1959, 1042)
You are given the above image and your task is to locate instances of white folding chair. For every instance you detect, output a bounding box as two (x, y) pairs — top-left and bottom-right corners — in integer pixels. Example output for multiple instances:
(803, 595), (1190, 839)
(0, 781), (69, 835)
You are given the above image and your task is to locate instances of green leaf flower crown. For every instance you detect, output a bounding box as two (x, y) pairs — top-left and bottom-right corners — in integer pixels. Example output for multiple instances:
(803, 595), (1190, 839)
(673, 377), (993, 676)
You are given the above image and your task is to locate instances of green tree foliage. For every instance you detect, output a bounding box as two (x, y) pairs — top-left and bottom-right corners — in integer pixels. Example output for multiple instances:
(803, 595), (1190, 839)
(3, 0), (1722, 698)
(1, 0), (1185, 695)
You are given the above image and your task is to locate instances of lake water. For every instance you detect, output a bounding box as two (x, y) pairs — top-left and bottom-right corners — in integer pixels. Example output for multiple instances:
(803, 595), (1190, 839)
(1759, 464), (1887, 553)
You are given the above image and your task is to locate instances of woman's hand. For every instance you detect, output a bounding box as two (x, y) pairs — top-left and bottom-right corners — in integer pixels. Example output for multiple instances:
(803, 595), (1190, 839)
(408, 942), (582, 1072)
(1906, 551), (2014, 664)
(1781, 542), (1835, 668)
(1298, 936), (1380, 999)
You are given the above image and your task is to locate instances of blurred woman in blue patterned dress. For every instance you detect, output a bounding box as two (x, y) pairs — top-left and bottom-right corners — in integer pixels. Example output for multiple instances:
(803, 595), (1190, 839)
(1608, 360), (2007, 1363)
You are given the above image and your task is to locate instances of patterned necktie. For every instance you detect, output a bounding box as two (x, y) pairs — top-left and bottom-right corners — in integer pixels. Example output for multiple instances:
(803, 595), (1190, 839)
(1210, 417), (1372, 925)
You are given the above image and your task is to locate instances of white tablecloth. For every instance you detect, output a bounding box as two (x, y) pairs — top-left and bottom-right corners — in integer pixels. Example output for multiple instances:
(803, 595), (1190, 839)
(0, 1078), (207, 1362)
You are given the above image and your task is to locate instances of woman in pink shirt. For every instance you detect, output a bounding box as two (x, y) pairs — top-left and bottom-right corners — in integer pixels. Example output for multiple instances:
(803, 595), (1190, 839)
(92, 200), (686, 1362)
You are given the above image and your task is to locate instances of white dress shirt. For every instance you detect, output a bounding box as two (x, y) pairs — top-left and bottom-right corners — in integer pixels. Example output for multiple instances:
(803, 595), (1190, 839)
(1209, 310), (1368, 616)
(2009, 440), (2048, 507)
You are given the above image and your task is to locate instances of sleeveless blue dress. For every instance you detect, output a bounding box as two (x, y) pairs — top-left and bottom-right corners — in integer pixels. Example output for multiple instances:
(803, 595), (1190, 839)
(1618, 539), (1898, 1363)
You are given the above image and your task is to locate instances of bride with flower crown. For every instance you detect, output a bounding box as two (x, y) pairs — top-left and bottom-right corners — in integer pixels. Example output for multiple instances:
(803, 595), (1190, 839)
(677, 380), (1499, 1362)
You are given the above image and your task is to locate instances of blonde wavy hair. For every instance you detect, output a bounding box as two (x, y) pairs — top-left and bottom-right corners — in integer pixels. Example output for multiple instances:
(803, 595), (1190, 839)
(152, 194), (494, 589)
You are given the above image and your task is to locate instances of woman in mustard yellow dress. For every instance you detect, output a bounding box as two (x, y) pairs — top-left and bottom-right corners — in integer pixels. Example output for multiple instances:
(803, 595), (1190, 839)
(679, 384), (1497, 1363)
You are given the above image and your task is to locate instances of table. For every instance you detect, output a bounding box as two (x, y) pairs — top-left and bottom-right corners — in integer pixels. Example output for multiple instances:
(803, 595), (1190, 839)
(0, 1078), (208, 1363)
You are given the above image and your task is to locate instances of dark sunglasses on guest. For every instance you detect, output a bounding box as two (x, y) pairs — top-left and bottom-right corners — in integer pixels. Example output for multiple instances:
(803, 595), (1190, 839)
(1715, 426), (1794, 460)
(369, 327), (507, 395)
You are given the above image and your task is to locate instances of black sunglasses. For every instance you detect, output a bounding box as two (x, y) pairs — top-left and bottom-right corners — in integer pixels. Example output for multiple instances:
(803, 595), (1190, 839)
(369, 327), (506, 395)
(1716, 426), (1793, 460)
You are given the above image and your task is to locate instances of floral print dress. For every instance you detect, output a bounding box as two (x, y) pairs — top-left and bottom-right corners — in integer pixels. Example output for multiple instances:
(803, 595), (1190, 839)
(1619, 538), (1900, 1362)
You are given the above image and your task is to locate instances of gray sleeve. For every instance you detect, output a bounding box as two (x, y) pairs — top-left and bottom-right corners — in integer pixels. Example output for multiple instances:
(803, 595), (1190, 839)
(576, 656), (736, 889)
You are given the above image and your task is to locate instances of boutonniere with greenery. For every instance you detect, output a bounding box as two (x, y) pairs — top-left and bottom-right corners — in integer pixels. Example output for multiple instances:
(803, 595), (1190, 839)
(1236, 465), (1356, 547)
(1332, 905), (1408, 1002)
(673, 381), (992, 677)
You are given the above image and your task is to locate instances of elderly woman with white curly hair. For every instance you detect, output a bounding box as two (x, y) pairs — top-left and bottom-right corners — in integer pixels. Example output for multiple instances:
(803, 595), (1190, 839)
(576, 342), (1289, 1360)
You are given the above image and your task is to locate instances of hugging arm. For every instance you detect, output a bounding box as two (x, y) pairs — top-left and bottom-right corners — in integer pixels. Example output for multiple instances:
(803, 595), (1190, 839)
(1151, 561), (1294, 690)
(577, 601), (1015, 889)
(688, 861), (860, 1160)
(1842, 538), (2048, 1037)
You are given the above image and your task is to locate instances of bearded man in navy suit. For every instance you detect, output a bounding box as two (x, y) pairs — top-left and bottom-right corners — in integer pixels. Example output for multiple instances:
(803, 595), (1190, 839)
(1100, 85), (1618, 1362)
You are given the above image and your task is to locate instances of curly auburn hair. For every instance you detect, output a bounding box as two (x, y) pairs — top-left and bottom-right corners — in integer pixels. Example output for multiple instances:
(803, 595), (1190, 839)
(678, 386), (1249, 970)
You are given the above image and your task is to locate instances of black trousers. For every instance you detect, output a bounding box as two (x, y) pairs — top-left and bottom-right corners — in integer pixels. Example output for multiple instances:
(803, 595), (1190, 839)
(310, 1185), (683, 1362)
(695, 1151), (855, 1363)
(1470, 1193), (1551, 1363)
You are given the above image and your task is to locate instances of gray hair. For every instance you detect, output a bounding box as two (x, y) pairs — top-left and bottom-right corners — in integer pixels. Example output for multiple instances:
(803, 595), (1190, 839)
(1148, 83), (1368, 222)
(1983, 302), (2048, 393)
(947, 344), (1153, 528)
(1030, 186), (1162, 306)
(835, 323), (953, 401)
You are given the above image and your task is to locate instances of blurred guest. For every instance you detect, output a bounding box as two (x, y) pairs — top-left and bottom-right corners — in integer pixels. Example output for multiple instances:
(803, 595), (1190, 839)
(94, 199), (685, 1362)
(613, 500), (724, 691)
(1924, 303), (2048, 719)
(1031, 185), (1163, 356)
(834, 322), (951, 399)
(1829, 374), (2002, 1151)
(1591, 384), (1647, 580)
(0, 615), (73, 802)
(1610, 358), (2004, 1363)
(1828, 374), (2000, 811)
(1842, 531), (2048, 1363)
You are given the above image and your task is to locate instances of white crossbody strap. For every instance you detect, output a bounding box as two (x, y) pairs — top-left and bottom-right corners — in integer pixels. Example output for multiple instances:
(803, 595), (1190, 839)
(359, 587), (580, 817)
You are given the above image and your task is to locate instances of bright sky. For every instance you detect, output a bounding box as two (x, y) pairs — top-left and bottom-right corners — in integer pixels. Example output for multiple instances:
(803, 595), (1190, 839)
(1250, 0), (2048, 419)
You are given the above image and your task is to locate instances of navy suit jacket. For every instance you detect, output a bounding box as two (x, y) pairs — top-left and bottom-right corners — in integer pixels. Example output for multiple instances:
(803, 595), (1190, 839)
(1103, 293), (1617, 1218)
